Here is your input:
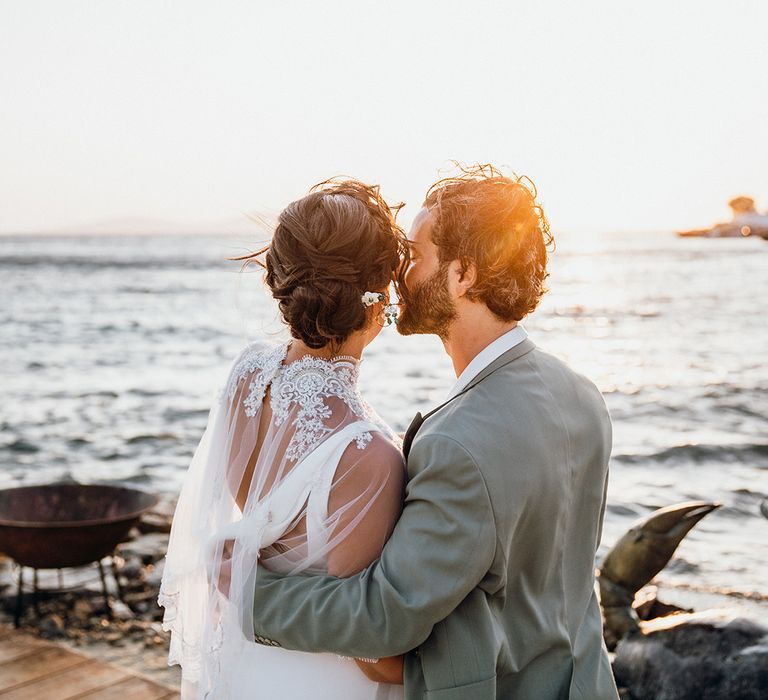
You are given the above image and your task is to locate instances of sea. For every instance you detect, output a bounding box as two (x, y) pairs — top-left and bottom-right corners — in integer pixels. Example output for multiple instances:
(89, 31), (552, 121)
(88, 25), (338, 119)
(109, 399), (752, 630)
(1, 230), (766, 611)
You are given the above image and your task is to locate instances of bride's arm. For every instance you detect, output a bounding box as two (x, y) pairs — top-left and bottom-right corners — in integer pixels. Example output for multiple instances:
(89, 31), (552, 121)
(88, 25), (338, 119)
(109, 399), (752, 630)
(324, 436), (406, 684)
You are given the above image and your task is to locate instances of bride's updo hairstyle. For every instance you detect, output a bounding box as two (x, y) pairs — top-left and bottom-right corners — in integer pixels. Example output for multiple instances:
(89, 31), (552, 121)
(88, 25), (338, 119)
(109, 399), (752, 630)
(239, 179), (408, 350)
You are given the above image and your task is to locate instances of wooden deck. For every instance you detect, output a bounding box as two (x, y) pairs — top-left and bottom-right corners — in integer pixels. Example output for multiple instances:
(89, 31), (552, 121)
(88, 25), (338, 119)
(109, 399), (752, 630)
(0, 624), (180, 700)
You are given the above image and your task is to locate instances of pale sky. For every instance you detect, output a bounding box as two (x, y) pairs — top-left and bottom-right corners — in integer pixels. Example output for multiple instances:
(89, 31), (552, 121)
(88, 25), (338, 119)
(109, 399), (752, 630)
(1, 0), (767, 235)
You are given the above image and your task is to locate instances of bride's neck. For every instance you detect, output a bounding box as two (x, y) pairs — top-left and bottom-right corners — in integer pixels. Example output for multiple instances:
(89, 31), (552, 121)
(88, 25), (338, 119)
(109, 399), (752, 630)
(284, 331), (367, 363)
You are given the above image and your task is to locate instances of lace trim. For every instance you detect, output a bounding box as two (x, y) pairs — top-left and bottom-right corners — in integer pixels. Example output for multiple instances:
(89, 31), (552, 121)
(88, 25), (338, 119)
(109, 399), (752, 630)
(223, 341), (288, 406)
(269, 355), (371, 462)
(158, 575), (225, 686)
(158, 581), (205, 682)
(355, 431), (373, 451)
(224, 342), (392, 463)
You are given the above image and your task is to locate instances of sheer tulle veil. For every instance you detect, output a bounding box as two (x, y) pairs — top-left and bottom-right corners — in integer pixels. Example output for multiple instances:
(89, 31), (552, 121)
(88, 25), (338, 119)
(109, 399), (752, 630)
(157, 338), (403, 698)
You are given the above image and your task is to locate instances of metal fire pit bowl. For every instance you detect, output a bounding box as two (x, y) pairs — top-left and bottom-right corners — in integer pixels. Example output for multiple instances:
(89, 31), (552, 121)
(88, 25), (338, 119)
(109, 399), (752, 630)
(0, 483), (160, 626)
(0, 483), (159, 568)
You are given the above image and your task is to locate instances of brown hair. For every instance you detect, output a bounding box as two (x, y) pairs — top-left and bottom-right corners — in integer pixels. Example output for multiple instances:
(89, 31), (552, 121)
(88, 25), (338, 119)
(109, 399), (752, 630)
(235, 179), (408, 349)
(422, 163), (553, 322)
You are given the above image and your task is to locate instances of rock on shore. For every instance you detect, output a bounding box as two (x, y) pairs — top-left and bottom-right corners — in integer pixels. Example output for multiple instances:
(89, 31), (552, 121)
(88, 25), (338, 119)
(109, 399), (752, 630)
(613, 610), (768, 700)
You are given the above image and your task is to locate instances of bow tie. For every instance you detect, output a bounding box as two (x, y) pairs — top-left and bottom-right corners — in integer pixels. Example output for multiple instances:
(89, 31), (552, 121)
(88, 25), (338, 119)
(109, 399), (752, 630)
(402, 411), (424, 460)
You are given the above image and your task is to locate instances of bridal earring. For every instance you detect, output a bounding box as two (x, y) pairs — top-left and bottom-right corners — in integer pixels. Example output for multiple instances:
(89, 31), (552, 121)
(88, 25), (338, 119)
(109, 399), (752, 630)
(382, 303), (399, 326)
(384, 304), (400, 326)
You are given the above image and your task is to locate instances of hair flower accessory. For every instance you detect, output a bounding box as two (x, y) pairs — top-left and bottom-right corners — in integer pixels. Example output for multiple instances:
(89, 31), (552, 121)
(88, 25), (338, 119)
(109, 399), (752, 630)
(361, 291), (399, 325)
(361, 291), (385, 307)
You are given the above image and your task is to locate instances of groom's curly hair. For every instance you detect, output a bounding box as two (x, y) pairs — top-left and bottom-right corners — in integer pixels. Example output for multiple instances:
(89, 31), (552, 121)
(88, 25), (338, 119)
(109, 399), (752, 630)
(422, 164), (554, 322)
(234, 179), (408, 349)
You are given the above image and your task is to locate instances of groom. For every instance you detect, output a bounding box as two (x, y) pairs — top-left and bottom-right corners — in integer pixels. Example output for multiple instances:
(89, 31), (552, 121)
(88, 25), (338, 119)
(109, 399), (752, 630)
(250, 166), (619, 699)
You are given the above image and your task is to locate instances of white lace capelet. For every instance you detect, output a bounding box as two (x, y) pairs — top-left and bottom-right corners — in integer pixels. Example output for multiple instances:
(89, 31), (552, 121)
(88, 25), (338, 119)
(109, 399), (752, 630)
(157, 340), (403, 697)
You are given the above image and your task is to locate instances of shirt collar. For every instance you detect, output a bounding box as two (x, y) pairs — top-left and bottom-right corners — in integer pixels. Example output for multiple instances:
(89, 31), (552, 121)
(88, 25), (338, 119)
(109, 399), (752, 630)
(446, 325), (528, 400)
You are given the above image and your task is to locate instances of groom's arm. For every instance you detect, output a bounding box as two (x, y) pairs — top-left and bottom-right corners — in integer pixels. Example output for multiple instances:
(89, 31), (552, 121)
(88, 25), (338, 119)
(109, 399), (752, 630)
(251, 433), (497, 659)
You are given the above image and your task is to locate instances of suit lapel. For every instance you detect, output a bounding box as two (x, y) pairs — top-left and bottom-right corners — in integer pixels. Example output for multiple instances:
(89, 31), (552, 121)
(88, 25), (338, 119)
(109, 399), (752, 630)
(402, 412), (424, 460)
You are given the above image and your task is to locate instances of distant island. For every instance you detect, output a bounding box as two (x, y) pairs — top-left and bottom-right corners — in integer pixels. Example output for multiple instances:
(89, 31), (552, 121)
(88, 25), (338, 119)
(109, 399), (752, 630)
(678, 196), (768, 239)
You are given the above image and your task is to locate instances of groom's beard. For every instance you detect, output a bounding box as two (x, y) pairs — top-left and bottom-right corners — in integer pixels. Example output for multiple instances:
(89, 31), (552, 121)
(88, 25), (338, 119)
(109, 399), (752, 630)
(397, 263), (457, 338)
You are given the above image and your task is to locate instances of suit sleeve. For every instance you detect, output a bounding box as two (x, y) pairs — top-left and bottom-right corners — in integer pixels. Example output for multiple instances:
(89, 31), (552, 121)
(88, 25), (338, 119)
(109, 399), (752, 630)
(251, 433), (497, 658)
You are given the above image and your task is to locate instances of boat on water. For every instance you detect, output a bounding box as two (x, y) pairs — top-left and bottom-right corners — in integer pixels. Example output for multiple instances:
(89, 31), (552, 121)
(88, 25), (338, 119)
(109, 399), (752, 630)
(678, 196), (768, 239)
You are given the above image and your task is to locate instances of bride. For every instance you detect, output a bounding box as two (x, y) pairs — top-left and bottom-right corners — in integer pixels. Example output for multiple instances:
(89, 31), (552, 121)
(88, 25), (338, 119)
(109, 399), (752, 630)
(158, 180), (409, 699)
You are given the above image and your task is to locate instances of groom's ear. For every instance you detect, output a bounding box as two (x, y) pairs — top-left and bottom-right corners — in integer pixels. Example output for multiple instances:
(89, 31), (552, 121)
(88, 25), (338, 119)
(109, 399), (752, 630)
(454, 257), (477, 298)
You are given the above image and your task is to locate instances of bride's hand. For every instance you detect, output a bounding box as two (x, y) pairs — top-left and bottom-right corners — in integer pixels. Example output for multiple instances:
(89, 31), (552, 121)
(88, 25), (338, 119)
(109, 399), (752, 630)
(354, 655), (404, 685)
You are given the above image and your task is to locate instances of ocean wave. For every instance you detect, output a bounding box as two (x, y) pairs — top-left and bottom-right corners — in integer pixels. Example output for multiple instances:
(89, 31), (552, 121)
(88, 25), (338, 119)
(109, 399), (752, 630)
(1, 438), (40, 453)
(613, 442), (768, 465)
(552, 305), (661, 319)
(125, 433), (179, 445)
(605, 503), (642, 517)
(717, 504), (764, 519)
(732, 487), (768, 499)
(658, 580), (768, 603)
(162, 407), (210, 421)
(0, 255), (214, 270)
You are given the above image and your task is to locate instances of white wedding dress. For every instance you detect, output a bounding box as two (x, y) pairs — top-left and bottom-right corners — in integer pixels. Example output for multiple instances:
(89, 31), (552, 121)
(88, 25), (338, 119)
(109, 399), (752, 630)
(158, 340), (406, 700)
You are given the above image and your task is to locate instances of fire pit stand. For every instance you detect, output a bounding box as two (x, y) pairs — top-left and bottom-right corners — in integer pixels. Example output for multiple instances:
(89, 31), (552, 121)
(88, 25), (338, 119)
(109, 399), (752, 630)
(12, 552), (126, 627)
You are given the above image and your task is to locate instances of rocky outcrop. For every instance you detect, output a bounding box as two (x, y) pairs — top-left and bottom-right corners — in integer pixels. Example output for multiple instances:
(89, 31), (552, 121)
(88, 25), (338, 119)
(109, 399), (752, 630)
(613, 611), (768, 700)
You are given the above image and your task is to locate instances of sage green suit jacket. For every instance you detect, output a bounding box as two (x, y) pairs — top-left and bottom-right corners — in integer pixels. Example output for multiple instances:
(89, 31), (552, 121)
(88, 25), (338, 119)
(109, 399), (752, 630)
(251, 339), (619, 699)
